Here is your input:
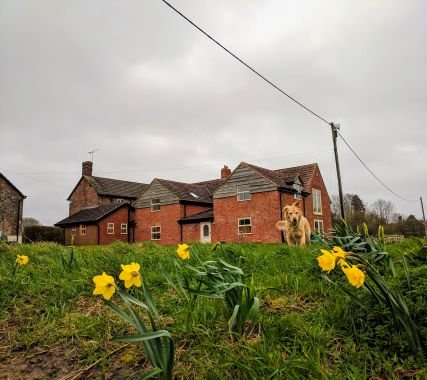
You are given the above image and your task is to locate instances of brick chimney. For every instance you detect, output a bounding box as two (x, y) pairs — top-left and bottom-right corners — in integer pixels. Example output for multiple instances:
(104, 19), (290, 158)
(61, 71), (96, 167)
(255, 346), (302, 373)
(221, 165), (231, 179)
(82, 161), (93, 176)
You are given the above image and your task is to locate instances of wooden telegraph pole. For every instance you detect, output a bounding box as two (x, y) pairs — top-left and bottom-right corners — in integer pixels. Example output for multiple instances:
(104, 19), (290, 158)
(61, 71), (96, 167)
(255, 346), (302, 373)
(421, 196), (426, 236)
(330, 122), (345, 220)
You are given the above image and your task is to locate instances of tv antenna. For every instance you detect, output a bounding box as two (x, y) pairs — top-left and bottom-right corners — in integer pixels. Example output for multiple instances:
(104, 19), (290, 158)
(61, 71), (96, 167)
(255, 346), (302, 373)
(88, 148), (100, 163)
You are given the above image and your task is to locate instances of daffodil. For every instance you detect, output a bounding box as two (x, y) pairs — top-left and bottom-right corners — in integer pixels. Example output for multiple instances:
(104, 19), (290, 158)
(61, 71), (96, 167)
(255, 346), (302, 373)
(16, 255), (29, 266)
(342, 264), (365, 288)
(331, 246), (347, 266)
(93, 272), (116, 300)
(332, 246), (346, 259)
(317, 250), (335, 272)
(119, 262), (142, 288)
(177, 243), (190, 260)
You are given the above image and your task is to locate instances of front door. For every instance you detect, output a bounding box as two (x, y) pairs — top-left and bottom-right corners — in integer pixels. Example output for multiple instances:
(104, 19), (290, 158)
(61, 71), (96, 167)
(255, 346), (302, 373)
(200, 222), (211, 243)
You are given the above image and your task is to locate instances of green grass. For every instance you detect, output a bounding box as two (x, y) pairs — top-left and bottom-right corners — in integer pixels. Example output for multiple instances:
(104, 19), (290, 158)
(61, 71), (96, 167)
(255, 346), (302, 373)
(0, 239), (426, 379)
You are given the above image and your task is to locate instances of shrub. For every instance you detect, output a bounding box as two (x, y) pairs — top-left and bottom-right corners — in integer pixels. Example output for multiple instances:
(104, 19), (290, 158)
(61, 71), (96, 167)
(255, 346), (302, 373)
(23, 226), (64, 244)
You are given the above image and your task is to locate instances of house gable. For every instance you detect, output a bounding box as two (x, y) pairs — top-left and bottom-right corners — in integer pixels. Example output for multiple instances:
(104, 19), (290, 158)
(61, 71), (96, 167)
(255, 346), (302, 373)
(308, 164), (331, 203)
(213, 163), (277, 199)
(133, 179), (180, 209)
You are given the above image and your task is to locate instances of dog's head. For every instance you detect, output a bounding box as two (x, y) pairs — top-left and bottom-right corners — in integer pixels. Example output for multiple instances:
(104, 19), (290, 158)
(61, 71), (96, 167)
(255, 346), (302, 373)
(283, 201), (302, 227)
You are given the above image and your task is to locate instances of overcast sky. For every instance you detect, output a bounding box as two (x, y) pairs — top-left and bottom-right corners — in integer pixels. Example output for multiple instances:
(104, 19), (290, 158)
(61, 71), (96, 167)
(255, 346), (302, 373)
(1, 0), (426, 225)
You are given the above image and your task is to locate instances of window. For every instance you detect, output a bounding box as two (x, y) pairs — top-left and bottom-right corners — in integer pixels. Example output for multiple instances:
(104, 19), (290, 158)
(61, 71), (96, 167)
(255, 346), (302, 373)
(71, 226), (76, 236)
(189, 192), (199, 199)
(151, 198), (160, 212)
(121, 223), (128, 235)
(107, 223), (114, 234)
(238, 218), (252, 234)
(237, 185), (251, 201)
(294, 179), (303, 200)
(313, 189), (322, 214)
(151, 226), (161, 240)
(203, 224), (210, 237)
(314, 220), (324, 234)
(80, 224), (87, 235)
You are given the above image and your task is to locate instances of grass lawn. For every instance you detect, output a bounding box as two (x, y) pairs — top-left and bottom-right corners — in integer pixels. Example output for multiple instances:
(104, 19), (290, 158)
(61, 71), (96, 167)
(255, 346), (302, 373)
(0, 239), (426, 379)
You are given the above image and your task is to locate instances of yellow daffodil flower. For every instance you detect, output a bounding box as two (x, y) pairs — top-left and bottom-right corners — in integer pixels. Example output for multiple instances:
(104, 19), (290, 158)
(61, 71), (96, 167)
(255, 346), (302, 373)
(119, 262), (142, 288)
(331, 246), (347, 266)
(177, 243), (190, 260)
(332, 246), (346, 260)
(342, 265), (365, 288)
(16, 255), (29, 266)
(317, 250), (335, 272)
(93, 272), (116, 300)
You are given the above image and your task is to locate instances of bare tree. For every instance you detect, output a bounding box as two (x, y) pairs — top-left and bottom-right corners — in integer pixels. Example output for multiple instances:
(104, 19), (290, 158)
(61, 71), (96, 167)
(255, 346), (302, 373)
(23, 217), (41, 228)
(370, 199), (396, 225)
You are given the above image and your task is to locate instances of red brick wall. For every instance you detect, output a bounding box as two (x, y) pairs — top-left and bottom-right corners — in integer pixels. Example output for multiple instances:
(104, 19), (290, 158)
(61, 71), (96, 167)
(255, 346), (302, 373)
(183, 204), (211, 217)
(63, 207), (130, 245)
(69, 179), (101, 215)
(133, 203), (212, 245)
(182, 223), (200, 243)
(212, 191), (283, 243)
(99, 207), (130, 245)
(134, 204), (182, 245)
(64, 225), (98, 245)
(305, 166), (332, 233)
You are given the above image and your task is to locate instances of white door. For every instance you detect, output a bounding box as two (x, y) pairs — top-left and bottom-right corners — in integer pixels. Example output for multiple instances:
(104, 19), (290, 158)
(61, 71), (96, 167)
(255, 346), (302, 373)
(200, 222), (212, 243)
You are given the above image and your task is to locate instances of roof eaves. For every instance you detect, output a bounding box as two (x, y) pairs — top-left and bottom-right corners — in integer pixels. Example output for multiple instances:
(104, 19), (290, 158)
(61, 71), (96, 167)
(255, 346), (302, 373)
(0, 173), (26, 199)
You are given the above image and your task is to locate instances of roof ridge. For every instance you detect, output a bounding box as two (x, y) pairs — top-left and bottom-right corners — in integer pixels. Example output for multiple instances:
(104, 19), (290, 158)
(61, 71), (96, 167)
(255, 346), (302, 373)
(91, 175), (147, 185)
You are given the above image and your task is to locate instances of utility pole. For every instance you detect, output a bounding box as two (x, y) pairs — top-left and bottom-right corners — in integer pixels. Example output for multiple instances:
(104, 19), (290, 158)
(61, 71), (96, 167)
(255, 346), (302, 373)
(421, 196), (426, 236)
(331, 122), (345, 220)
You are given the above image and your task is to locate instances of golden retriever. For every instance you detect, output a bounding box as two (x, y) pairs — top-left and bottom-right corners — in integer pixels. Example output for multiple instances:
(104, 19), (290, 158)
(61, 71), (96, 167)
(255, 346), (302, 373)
(276, 201), (311, 246)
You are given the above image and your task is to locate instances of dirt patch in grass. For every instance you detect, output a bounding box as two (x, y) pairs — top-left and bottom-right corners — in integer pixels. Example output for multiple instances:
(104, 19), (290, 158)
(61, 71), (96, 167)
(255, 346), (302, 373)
(263, 294), (320, 314)
(0, 343), (151, 380)
(0, 345), (78, 379)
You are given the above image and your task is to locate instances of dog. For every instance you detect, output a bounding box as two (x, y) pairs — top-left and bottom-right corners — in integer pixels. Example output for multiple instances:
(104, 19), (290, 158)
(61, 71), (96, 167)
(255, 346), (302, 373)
(275, 201), (311, 246)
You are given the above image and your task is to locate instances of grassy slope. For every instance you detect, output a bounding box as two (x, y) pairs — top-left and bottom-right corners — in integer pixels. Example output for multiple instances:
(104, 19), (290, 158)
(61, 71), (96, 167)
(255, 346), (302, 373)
(0, 240), (426, 379)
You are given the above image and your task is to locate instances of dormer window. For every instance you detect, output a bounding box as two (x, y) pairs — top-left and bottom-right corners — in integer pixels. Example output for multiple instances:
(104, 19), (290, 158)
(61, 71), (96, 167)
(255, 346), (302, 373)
(237, 185), (251, 201)
(151, 198), (160, 212)
(293, 178), (303, 200)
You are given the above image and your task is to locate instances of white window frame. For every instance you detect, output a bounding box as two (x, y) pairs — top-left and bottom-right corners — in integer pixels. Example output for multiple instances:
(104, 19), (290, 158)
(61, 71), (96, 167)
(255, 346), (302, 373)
(107, 223), (114, 235)
(314, 219), (324, 234)
(238, 218), (252, 235)
(80, 224), (87, 236)
(71, 226), (76, 236)
(151, 198), (160, 212)
(151, 226), (161, 240)
(313, 189), (322, 215)
(116, 198), (125, 203)
(121, 223), (128, 235)
(237, 185), (251, 201)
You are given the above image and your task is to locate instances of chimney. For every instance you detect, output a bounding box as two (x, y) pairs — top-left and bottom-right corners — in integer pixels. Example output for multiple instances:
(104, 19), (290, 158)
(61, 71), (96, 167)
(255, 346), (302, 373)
(221, 165), (231, 179)
(82, 161), (93, 176)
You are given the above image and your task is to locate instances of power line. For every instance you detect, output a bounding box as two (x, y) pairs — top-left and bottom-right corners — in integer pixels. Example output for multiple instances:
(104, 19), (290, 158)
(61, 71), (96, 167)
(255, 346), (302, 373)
(161, 1), (421, 206)
(337, 130), (418, 203)
(161, 0), (331, 125)
(2, 149), (332, 176)
(3, 171), (69, 190)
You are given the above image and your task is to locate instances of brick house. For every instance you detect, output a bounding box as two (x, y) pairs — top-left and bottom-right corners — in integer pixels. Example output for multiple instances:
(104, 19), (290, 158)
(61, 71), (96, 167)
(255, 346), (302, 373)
(57, 161), (331, 245)
(56, 203), (134, 245)
(0, 173), (26, 243)
(133, 176), (225, 245)
(212, 162), (331, 243)
(55, 162), (147, 245)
